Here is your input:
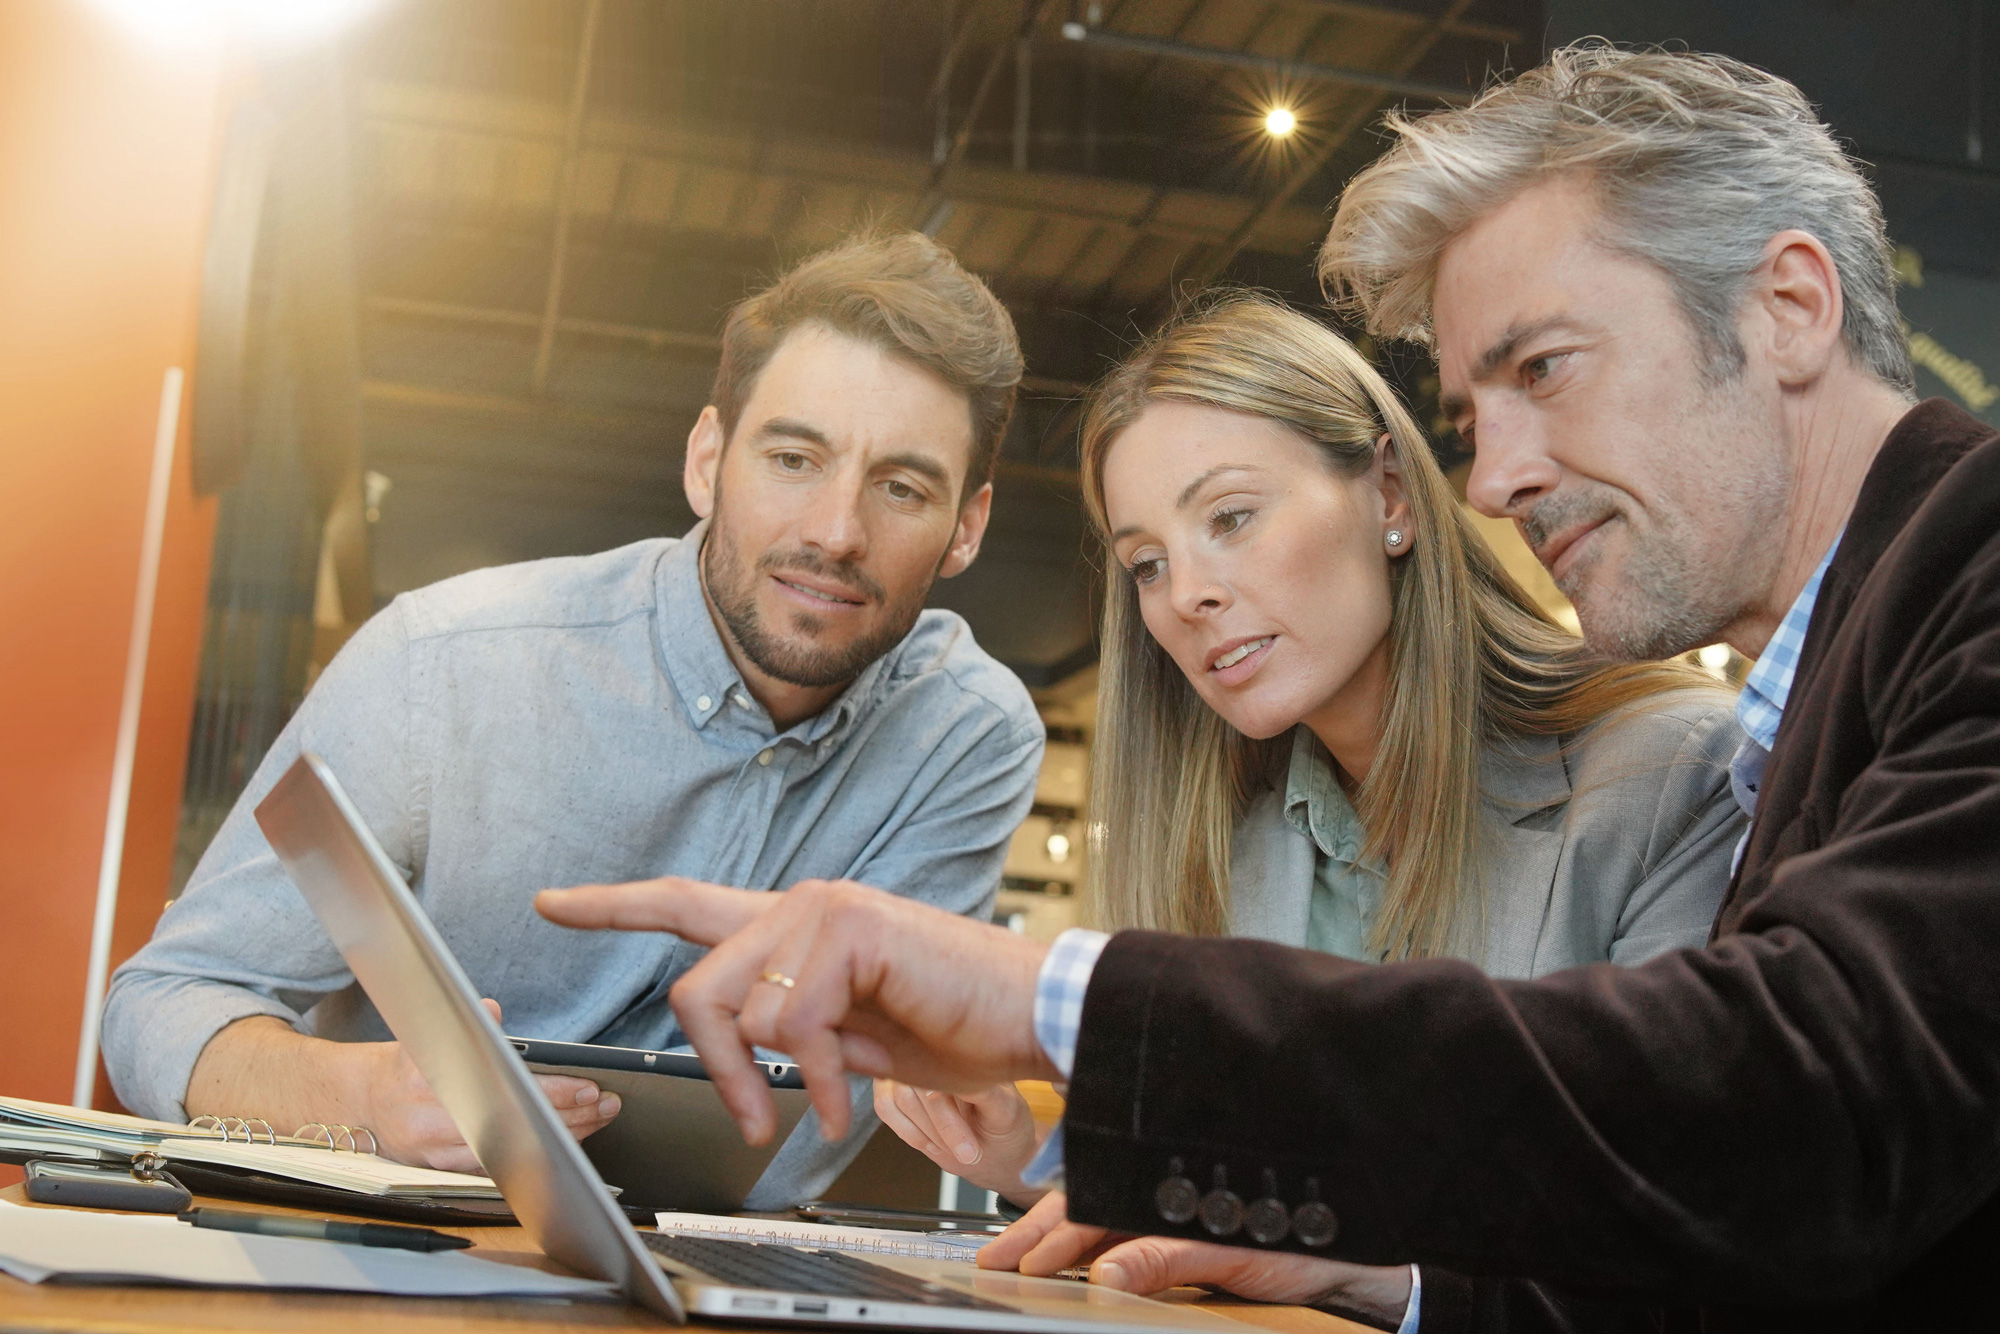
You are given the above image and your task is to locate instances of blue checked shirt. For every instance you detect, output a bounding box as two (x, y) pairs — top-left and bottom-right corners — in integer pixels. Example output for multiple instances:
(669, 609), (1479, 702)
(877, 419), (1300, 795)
(1731, 535), (1842, 836)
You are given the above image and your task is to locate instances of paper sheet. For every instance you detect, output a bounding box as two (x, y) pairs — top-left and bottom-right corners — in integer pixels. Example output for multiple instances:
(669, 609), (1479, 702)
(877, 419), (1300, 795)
(654, 1211), (990, 1261)
(0, 1201), (615, 1299)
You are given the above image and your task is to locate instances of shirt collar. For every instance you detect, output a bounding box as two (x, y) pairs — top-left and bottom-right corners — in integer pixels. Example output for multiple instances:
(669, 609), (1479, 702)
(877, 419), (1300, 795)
(652, 522), (899, 744)
(1281, 729), (1373, 867)
(1736, 532), (1843, 752)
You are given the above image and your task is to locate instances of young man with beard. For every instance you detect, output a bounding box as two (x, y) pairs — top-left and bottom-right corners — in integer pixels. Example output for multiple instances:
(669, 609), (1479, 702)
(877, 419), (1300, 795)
(539, 46), (2000, 1330)
(103, 231), (1043, 1206)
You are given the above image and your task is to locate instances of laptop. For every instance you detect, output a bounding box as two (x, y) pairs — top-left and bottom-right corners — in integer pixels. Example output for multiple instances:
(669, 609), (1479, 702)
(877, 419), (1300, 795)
(255, 752), (1239, 1332)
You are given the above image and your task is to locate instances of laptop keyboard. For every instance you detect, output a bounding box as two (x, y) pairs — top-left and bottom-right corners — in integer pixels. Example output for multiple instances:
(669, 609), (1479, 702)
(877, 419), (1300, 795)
(642, 1234), (1019, 1312)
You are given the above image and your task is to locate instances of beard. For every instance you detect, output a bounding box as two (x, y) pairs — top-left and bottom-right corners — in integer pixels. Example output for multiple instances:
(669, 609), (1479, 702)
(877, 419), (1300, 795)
(1522, 466), (1784, 662)
(701, 507), (937, 690)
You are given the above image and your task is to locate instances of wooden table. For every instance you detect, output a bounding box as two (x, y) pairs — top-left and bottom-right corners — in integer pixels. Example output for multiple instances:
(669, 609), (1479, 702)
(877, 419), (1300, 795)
(0, 1186), (1366, 1334)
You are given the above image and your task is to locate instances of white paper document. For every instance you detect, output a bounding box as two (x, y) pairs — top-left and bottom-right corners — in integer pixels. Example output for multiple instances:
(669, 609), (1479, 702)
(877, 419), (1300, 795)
(654, 1210), (991, 1262)
(0, 1201), (615, 1300)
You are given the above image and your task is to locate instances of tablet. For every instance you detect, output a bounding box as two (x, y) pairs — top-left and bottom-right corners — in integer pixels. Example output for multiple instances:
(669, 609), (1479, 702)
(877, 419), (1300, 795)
(511, 1037), (813, 1213)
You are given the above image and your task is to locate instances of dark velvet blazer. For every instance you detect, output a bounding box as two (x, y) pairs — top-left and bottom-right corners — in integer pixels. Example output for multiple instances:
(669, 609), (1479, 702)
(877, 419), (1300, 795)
(1061, 400), (2000, 1333)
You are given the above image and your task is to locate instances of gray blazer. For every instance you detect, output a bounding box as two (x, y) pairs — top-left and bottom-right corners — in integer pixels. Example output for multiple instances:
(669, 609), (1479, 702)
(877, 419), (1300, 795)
(1228, 688), (1747, 978)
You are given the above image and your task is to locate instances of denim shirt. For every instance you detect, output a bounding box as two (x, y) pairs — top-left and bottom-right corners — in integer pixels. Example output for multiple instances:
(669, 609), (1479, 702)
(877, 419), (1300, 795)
(1282, 731), (1389, 962)
(104, 526), (1043, 1206)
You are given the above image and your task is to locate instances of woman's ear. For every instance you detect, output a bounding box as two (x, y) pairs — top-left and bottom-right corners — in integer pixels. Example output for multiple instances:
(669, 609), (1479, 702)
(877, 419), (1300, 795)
(1375, 433), (1414, 557)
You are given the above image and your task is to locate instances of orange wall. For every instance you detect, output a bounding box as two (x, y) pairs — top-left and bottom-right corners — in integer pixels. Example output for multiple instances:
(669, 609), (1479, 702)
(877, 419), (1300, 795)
(0, 0), (228, 1124)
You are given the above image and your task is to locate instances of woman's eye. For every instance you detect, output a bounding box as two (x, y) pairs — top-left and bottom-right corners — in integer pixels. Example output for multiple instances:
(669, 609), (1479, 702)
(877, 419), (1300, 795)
(1127, 557), (1162, 585)
(1210, 508), (1249, 536)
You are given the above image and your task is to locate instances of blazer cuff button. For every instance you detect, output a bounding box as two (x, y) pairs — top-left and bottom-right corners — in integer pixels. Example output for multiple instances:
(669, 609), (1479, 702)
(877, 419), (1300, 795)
(1198, 1166), (1244, 1237)
(1245, 1170), (1290, 1244)
(1292, 1178), (1338, 1248)
(1154, 1157), (1199, 1225)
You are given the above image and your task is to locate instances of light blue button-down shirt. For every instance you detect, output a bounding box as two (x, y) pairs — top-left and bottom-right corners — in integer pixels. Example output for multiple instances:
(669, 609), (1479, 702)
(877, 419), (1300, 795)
(105, 526), (1043, 1206)
(1731, 535), (1842, 835)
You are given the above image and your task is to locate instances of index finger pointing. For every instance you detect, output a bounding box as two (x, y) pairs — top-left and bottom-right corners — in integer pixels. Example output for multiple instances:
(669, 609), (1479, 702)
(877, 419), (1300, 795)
(536, 879), (771, 939)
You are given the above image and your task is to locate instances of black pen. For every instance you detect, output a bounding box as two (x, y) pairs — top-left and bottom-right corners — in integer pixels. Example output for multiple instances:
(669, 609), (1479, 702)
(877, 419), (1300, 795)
(178, 1207), (473, 1252)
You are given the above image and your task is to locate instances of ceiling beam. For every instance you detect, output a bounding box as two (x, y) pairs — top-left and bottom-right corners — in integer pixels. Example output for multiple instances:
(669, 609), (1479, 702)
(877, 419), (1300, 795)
(1175, 0), (1481, 292)
(361, 378), (1081, 490)
(363, 82), (1332, 259)
(1278, 0), (1520, 45)
(913, 0), (1063, 231)
(362, 310), (1091, 399)
(1058, 25), (1475, 103)
(369, 294), (724, 355)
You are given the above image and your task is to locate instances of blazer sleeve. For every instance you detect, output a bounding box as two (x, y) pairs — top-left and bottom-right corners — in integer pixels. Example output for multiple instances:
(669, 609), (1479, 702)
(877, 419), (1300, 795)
(1059, 545), (2000, 1309)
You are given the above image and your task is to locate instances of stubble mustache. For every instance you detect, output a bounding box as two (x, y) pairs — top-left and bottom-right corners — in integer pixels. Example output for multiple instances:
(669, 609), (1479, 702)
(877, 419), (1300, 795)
(1519, 489), (1624, 586)
(757, 548), (885, 607)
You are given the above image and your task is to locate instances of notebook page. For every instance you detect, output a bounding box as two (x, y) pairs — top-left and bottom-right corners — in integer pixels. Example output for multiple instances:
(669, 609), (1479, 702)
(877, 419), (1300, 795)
(157, 1139), (502, 1198)
(0, 1095), (204, 1143)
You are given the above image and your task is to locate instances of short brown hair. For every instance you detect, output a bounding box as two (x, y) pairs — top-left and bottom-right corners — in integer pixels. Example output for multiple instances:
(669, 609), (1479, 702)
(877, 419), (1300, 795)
(710, 231), (1023, 497)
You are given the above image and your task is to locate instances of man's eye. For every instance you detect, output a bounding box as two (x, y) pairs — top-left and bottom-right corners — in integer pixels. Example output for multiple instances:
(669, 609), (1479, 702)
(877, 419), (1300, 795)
(777, 452), (809, 470)
(1525, 353), (1564, 384)
(885, 480), (918, 501)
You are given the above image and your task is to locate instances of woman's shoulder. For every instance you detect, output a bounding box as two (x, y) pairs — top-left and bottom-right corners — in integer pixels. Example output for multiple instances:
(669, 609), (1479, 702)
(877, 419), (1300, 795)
(1570, 683), (1744, 771)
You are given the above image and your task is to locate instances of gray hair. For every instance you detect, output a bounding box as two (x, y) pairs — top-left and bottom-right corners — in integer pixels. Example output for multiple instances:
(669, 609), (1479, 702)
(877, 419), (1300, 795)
(1320, 42), (1913, 393)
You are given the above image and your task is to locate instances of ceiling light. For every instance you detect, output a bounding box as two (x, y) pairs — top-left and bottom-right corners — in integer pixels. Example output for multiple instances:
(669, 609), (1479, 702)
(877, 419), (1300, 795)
(83, 0), (391, 49)
(1264, 107), (1298, 138)
(1045, 832), (1072, 864)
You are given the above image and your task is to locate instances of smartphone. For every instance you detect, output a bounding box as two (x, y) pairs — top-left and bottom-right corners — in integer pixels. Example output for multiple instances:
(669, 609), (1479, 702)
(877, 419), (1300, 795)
(795, 1201), (1010, 1233)
(24, 1159), (192, 1213)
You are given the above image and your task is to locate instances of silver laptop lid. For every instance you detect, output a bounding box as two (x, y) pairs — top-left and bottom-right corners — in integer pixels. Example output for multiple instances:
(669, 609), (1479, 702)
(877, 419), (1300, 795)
(255, 752), (684, 1321)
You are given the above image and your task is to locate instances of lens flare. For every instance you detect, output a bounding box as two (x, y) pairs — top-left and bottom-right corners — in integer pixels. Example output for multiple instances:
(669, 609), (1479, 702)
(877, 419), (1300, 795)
(1264, 106), (1299, 137)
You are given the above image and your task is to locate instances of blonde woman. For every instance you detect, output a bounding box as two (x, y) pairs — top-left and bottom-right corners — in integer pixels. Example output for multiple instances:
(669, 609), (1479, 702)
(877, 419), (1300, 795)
(875, 294), (1744, 1301)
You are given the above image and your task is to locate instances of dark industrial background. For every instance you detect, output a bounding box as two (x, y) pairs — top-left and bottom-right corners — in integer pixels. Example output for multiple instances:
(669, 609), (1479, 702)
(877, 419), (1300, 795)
(173, 0), (1997, 889)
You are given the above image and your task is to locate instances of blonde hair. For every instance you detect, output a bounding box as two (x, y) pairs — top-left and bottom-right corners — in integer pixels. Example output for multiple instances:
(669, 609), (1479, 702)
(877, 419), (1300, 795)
(1080, 293), (1708, 957)
(1319, 42), (1911, 391)
(713, 230), (1023, 493)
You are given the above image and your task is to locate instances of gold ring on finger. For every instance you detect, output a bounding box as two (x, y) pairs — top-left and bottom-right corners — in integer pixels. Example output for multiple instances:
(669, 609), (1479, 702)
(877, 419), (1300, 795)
(760, 970), (797, 990)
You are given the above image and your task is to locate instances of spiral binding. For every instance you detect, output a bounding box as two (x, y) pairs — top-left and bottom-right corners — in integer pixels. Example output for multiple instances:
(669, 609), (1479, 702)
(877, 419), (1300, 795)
(187, 1115), (278, 1145)
(292, 1122), (379, 1155)
(182, 1115), (376, 1154)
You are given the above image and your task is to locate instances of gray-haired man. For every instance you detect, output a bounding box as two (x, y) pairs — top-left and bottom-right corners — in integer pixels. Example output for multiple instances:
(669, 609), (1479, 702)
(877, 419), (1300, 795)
(542, 45), (2000, 1331)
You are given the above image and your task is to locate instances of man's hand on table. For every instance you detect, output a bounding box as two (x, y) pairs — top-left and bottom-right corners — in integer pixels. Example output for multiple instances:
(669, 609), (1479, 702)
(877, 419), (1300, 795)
(535, 877), (1053, 1144)
(187, 1001), (621, 1175)
(983, 1191), (1413, 1326)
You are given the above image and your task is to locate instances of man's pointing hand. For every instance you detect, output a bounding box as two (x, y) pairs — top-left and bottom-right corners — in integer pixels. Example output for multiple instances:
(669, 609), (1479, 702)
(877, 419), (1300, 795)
(535, 878), (1056, 1144)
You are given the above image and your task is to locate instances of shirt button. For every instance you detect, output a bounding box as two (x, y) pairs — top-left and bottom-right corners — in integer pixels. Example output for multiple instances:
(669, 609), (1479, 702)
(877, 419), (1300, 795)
(757, 749), (773, 766)
(734, 692), (751, 708)
(696, 695), (712, 712)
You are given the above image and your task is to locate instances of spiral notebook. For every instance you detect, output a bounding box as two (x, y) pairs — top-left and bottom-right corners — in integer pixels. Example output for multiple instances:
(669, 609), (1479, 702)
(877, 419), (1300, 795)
(0, 1094), (500, 1201)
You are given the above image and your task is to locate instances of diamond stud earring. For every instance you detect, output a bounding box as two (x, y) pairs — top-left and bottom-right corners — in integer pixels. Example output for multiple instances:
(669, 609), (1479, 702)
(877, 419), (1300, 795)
(1386, 530), (1405, 548)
